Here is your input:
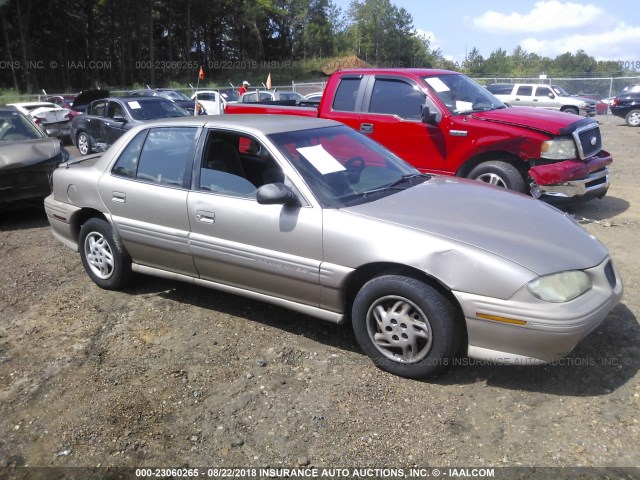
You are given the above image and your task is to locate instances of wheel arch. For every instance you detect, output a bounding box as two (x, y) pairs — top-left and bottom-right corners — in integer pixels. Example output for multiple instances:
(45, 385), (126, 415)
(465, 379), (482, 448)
(69, 208), (110, 249)
(456, 151), (526, 180)
(342, 263), (466, 332)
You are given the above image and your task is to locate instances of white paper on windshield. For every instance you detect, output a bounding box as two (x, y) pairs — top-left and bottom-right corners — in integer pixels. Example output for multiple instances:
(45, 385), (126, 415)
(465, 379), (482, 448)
(297, 145), (346, 175)
(456, 101), (473, 113)
(425, 77), (450, 92)
(127, 101), (142, 109)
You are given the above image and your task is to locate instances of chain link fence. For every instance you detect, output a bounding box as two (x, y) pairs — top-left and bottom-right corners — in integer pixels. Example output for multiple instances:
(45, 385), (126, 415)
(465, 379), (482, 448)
(2, 76), (638, 115)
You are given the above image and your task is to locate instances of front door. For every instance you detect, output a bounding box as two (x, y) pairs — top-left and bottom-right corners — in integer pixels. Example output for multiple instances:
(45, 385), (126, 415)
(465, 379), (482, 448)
(187, 130), (323, 306)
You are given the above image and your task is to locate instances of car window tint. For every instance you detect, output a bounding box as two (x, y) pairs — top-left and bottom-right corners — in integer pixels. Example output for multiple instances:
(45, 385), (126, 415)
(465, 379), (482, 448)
(108, 101), (125, 118)
(369, 78), (425, 120)
(487, 84), (513, 95)
(535, 86), (552, 97)
(135, 127), (197, 186)
(89, 100), (107, 117)
(332, 78), (361, 112)
(111, 130), (147, 178)
(516, 86), (533, 96)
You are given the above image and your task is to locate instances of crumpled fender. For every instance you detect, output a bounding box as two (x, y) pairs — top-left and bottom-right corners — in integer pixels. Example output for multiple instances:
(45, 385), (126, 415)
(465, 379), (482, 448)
(529, 151), (612, 185)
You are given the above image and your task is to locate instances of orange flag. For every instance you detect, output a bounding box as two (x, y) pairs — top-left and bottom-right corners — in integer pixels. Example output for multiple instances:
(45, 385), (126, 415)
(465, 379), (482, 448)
(199, 66), (205, 80)
(266, 73), (272, 89)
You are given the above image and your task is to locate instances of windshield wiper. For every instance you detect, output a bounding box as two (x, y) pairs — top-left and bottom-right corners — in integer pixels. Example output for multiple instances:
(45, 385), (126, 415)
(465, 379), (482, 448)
(386, 173), (430, 188)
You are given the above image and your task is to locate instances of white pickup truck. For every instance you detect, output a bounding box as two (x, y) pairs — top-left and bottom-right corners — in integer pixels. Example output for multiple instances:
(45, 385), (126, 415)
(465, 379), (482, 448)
(487, 83), (597, 117)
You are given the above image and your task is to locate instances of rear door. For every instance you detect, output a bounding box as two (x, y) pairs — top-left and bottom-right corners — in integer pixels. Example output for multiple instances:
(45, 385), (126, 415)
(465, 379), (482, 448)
(98, 126), (201, 275)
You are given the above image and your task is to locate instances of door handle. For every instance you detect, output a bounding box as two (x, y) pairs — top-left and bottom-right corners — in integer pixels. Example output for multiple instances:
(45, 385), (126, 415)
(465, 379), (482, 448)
(195, 210), (215, 224)
(515, 98), (521, 101)
(533, 99), (539, 102)
(112, 191), (126, 203)
(360, 123), (374, 134)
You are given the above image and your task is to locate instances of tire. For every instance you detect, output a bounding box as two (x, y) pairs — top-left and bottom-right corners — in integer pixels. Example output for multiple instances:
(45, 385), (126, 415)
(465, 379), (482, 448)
(468, 160), (525, 192)
(352, 275), (462, 379)
(625, 109), (640, 127)
(76, 131), (92, 156)
(561, 107), (579, 115)
(79, 218), (132, 290)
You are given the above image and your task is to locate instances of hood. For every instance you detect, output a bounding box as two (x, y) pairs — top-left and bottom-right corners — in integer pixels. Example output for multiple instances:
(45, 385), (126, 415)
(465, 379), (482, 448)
(471, 106), (581, 135)
(72, 89), (110, 111)
(0, 137), (61, 170)
(571, 95), (597, 104)
(343, 176), (608, 276)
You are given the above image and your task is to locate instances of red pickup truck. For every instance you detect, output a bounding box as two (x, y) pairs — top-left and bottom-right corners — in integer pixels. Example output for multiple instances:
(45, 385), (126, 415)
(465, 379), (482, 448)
(225, 68), (612, 205)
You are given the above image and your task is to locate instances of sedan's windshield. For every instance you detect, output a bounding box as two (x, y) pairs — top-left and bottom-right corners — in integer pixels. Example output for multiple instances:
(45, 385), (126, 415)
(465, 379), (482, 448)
(125, 99), (189, 120)
(269, 126), (426, 208)
(423, 74), (505, 115)
(158, 90), (191, 101)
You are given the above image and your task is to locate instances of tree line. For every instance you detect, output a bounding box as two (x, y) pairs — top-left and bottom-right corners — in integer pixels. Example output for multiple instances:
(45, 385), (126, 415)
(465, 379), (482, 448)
(0, 0), (630, 93)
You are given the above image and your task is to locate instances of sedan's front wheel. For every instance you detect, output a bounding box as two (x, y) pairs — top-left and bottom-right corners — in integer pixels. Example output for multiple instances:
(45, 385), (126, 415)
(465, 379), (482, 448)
(352, 275), (462, 378)
(76, 132), (92, 155)
(79, 218), (132, 290)
(626, 109), (640, 127)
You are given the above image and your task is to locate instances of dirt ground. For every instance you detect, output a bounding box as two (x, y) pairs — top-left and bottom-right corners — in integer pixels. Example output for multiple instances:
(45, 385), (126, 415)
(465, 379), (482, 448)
(0, 116), (639, 477)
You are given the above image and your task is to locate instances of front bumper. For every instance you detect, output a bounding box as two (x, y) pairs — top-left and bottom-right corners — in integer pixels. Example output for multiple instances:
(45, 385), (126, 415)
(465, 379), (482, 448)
(528, 151), (612, 203)
(453, 257), (623, 364)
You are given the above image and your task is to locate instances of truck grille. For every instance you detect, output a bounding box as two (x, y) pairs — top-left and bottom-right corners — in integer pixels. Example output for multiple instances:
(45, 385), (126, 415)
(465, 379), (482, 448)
(572, 122), (601, 160)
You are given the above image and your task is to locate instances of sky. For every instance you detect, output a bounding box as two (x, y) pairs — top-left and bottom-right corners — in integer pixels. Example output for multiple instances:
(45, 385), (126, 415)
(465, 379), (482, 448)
(333, 0), (640, 65)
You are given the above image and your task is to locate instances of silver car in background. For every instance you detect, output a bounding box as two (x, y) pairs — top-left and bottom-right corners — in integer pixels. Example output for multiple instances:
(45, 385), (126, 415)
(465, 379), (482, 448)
(44, 116), (623, 378)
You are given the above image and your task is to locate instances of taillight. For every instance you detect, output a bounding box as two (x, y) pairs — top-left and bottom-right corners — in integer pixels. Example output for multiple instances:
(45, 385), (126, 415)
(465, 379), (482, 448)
(34, 117), (43, 125)
(612, 98), (619, 106)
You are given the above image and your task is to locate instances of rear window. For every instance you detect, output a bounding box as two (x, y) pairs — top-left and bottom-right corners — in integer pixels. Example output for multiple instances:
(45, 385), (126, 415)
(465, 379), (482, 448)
(516, 86), (533, 96)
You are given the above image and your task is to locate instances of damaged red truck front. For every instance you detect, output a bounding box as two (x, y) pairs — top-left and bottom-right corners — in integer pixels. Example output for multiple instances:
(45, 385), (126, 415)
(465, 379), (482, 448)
(226, 69), (612, 205)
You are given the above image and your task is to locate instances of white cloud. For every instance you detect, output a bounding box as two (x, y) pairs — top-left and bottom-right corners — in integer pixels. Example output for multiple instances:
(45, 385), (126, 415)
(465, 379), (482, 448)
(474, 1), (603, 33)
(520, 23), (640, 60)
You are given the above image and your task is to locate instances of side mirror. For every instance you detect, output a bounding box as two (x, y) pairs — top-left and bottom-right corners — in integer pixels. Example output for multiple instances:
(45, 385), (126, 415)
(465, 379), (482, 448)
(421, 105), (438, 125)
(548, 93), (555, 99)
(257, 183), (300, 206)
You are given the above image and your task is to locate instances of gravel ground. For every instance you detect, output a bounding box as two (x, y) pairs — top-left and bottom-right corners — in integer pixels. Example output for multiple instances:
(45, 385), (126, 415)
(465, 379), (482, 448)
(0, 116), (639, 478)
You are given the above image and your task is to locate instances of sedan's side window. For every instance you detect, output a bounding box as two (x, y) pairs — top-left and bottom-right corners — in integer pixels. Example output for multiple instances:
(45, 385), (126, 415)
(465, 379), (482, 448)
(89, 100), (107, 117)
(108, 101), (125, 119)
(112, 127), (197, 186)
(198, 132), (282, 198)
(136, 127), (198, 186)
(111, 130), (147, 178)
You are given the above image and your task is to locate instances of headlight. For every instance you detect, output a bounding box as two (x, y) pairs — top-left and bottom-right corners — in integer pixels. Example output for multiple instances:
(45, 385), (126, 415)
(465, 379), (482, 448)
(541, 138), (577, 160)
(528, 271), (591, 302)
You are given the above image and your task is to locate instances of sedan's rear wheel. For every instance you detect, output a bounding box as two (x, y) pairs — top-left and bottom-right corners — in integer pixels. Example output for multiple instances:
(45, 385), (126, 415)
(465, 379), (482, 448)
(626, 109), (640, 127)
(79, 218), (132, 290)
(77, 132), (92, 156)
(352, 275), (462, 378)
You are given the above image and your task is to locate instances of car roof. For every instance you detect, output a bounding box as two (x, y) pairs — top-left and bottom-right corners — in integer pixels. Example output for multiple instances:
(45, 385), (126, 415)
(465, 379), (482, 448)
(132, 114), (343, 135)
(338, 68), (457, 77)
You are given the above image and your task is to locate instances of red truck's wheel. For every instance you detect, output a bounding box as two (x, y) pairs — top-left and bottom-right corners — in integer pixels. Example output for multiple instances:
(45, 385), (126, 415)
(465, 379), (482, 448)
(469, 161), (525, 193)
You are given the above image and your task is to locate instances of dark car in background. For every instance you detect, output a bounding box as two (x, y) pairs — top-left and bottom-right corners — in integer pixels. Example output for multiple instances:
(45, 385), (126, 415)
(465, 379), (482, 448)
(0, 108), (68, 206)
(610, 85), (640, 127)
(71, 96), (189, 155)
(127, 88), (196, 114)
